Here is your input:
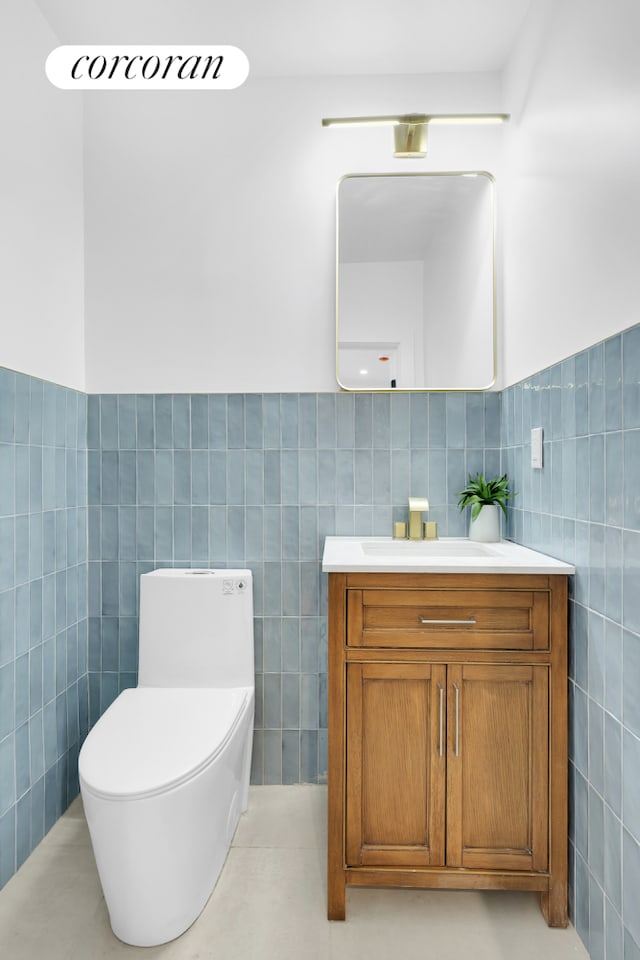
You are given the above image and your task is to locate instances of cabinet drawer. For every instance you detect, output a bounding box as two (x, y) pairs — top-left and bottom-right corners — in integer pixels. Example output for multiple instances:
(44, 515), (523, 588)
(347, 588), (549, 650)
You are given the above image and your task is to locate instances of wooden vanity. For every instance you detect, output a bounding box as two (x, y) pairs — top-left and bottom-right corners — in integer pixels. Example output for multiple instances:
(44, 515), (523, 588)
(326, 563), (571, 926)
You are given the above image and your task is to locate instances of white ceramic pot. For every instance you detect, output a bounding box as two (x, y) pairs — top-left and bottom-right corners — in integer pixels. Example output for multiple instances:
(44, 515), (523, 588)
(468, 504), (501, 542)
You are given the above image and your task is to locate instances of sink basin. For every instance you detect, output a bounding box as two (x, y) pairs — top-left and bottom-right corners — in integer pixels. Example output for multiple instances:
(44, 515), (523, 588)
(322, 536), (576, 574)
(360, 539), (498, 558)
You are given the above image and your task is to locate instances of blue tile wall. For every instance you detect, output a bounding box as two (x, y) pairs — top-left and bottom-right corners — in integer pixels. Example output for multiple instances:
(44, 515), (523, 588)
(86, 391), (501, 787)
(0, 367), (88, 890)
(501, 322), (640, 960)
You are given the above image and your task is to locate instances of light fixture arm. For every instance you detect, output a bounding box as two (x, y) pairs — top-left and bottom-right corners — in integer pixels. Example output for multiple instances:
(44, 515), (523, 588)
(321, 112), (510, 158)
(321, 113), (510, 126)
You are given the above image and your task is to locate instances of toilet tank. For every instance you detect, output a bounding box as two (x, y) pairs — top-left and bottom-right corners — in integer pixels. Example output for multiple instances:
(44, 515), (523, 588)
(137, 569), (254, 689)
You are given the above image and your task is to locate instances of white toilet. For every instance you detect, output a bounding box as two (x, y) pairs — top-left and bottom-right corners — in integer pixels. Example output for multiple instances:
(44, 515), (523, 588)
(79, 568), (255, 947)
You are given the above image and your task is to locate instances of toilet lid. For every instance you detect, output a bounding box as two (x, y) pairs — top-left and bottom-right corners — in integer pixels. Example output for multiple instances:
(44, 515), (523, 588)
(79, 686), (252, 800)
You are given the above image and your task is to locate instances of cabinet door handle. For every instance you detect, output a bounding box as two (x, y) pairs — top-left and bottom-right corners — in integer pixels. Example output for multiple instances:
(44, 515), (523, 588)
(453, 683), (460, 757)
(437, 683), (444, 757)
(418, 616), (477, 626)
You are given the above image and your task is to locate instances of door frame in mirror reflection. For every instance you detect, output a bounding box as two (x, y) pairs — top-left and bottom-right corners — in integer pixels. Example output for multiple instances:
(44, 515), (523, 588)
(335, 171), (498, 392)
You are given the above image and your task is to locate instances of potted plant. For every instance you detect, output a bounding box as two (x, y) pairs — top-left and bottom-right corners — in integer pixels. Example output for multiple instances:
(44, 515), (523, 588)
(456, 473), (513, 542)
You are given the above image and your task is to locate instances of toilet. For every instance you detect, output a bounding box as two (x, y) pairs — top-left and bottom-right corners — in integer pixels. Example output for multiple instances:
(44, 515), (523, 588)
(78, 568), (255, 947)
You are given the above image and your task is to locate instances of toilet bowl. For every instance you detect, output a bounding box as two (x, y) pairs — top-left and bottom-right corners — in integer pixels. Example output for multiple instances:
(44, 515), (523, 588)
(79, 569), (254, 947)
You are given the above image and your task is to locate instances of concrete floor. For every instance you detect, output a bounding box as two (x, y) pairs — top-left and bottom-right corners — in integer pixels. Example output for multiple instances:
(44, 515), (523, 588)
(0, 785), (590, 959)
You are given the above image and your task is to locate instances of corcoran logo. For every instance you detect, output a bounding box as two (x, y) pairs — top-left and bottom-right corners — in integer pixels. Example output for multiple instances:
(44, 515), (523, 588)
(45, 45), (249, 90)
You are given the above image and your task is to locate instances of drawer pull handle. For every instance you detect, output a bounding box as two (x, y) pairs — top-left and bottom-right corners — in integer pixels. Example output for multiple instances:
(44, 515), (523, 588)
(453, 683), (460, 757)
(437, 683), (444, 757)
(418, 616), (477, 626)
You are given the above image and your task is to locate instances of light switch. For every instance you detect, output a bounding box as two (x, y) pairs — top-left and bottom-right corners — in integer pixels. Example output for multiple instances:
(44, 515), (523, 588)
(531, 427), (543, 469)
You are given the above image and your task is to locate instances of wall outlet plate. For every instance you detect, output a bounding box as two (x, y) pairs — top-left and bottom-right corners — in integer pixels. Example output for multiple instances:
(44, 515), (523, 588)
(531, 427), (544, 469)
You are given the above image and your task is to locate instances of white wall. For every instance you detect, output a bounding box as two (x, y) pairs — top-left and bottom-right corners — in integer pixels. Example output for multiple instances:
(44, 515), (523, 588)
(0, 0), (85, 391)
(82, 72), (506, 393)
(502, 0), (640, 387)
(6, 1), (637, 395)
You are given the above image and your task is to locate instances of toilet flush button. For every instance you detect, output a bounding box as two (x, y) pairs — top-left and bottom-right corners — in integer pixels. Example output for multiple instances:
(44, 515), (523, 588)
(223, 578), (247, 594)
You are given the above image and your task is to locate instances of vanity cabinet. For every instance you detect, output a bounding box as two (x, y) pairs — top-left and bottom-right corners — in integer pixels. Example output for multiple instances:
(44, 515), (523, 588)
(328, 572), (569, 927)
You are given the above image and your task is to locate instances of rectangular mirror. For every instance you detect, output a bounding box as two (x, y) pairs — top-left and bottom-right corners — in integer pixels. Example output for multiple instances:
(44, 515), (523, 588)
(336, 172), (497, 391)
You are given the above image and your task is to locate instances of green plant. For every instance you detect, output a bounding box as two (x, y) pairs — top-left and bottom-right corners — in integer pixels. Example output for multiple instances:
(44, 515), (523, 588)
(456, 473), (513, 520)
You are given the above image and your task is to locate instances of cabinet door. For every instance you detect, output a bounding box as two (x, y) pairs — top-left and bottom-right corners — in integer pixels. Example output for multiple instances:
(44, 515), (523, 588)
(446, 663), (549, 871)
(346, 662), (446, 867)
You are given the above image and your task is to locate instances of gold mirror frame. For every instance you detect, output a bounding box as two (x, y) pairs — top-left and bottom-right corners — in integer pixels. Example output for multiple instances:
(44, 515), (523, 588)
(335, 171), (498, 392)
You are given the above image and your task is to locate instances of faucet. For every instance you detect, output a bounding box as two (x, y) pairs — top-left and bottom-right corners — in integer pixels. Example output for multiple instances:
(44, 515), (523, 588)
(393, 498), (438, 540)
(408, 497), (430, 540)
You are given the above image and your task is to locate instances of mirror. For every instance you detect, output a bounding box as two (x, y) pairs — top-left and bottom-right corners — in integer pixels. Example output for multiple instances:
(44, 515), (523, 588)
(336, 172), (497, 391)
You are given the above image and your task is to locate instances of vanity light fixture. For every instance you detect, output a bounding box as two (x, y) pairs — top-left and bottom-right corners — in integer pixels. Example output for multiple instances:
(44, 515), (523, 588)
(321, 113), (510, 158)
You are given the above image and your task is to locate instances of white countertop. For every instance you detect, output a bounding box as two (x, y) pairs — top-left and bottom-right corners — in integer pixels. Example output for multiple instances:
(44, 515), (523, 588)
(322, 537), (576, 575)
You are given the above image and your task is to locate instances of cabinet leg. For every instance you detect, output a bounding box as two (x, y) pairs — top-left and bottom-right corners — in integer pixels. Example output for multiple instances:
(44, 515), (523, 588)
(328, 871), (346, 921)
(540, 883), (568, 928)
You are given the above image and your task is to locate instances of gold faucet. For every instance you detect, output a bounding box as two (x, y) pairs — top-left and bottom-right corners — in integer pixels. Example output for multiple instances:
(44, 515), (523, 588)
(408, 497), (430, 540)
